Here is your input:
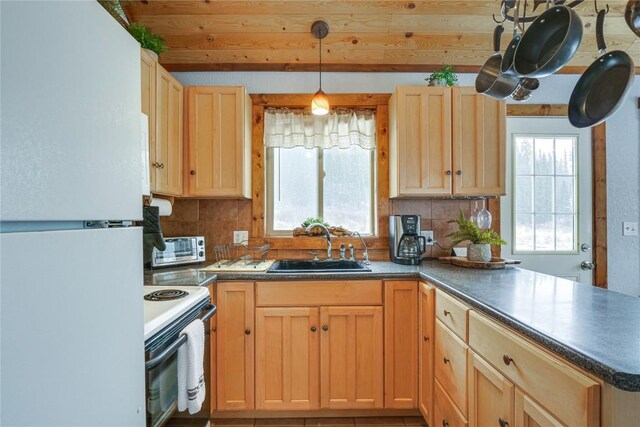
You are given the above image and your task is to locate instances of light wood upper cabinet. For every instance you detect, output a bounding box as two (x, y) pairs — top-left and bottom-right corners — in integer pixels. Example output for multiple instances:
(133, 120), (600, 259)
(384, 281), (419, 409)
(216, 282), (255, 411)
(419, 282), (435, 426)
(154, 65), (183, 196)
(255, 307), (319, 410)
(320, 306), (384, 409)
(389, 87), (452, 197)
(140, 49), (156, 188)
(185, 86), (251, 198)
(468, 350), (514, 427)
(389, 86), (505, 198)
(452, 87), (506, 196)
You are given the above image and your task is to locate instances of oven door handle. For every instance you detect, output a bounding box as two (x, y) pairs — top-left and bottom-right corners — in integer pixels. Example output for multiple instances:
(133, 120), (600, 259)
(145, 304), (217, 371)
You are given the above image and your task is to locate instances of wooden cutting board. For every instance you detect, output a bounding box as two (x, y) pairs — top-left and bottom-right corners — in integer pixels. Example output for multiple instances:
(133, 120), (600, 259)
(438, 256), (521, 270)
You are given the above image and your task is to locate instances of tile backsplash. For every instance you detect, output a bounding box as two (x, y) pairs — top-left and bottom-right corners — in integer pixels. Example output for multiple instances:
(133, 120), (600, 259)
(160, 198), (501, 262)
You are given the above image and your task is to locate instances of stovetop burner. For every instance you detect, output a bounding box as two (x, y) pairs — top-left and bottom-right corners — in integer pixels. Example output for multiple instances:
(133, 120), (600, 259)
(144, 289), (189, 301)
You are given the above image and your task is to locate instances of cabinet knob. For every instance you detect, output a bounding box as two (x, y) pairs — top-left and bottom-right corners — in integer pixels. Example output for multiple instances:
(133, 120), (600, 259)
(442, 419), (449, 427)
(190, 170), (196, 176)
(245, 328), (251, 335)
(159, 163), (165, 169)
(212, 327), (216, 333)
(503, 354), (514, 366)
(446, 170), (452, 176)
(322, 325), (329, 331)
(498, 417), (509, 427)
(423, 336), (429, 342)
(311, 326), (317, 333)
(443, 310), (451, 317)
(153, 162), (161, 168)
(456, 170), (462, 175)
(443, 357), (450, 364)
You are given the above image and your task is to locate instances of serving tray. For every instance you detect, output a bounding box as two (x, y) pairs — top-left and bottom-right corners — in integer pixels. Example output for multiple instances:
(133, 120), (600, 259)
(439, 256), (521, 269)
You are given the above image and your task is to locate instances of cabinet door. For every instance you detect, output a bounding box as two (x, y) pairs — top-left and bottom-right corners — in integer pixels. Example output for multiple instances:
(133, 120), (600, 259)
(154, 65), (183, 196)
(468, 351), (514, 427)
(216, 282), (254, 410)
(255, 307), (319, 410)
(514, 388), (563, 427)
(320, 306), (383, 409)
(185, 86), (251, 198)
(419, 283), (435, 424)
(384, 281), (419, 408)
(140, 49), (156, 192)
(452, 87), (505, 196)
(209, 283), (217, 413)
(390, 86), (452, 197)
(434, 379), (469, 427)
(434, 319), (468, 417)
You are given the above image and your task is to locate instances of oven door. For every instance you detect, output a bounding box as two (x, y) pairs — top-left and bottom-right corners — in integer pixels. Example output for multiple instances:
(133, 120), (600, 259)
(145, 301), (215, 427)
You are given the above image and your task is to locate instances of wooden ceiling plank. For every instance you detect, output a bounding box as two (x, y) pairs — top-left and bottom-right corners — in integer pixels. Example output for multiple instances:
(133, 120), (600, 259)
(159, 48), (387, 64)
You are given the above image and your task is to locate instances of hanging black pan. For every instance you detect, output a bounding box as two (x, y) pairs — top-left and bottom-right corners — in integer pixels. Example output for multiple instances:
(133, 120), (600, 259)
(568, 9), (635, 128)
(626, 1), (640, 37)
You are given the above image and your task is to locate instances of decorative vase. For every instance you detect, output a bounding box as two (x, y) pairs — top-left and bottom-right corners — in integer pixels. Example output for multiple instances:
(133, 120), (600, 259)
(468, 243), (491, 262)
(428, 77), (447, 87)
(143, 48), (159, 61)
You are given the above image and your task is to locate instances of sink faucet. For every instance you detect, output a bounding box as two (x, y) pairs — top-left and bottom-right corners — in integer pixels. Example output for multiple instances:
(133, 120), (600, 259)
(351, 231), (370, 264)
(305, 223), (332, 259)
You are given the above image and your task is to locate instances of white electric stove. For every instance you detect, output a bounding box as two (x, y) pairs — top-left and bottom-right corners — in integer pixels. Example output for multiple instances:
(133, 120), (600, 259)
(143, 285), (210, 341)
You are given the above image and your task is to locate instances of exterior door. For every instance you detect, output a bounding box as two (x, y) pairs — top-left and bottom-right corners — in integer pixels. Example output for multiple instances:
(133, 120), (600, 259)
(501, 117), (593, 284)
(468, 351), (514, 427)
(255, 307), (320, 410)
(320, 306), (383, 409)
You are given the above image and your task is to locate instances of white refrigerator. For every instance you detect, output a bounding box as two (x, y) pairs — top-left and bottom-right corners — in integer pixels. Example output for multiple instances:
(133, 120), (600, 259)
(1, 2), (145, 425)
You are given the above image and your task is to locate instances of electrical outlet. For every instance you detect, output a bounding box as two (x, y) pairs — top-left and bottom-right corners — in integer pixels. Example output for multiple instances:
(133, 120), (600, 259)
(623, 222), (638, 236)
(233, 230), (249, 244)
(421, 230), (434, 246)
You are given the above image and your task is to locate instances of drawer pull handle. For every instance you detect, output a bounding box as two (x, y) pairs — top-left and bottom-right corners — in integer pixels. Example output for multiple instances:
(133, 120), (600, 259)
(423, 336), (429, 342)
(442, 419), (449, 427)
(310, 326), (317, 333)
(498, 417), (509, 427)
(212, 327), (216, 333)
(322, 325), (329, 331)
(503, 354), (514, 366)
(443, 357), (450, 364)
(245, 328), (251, 335)
(443, 310), (451, 317)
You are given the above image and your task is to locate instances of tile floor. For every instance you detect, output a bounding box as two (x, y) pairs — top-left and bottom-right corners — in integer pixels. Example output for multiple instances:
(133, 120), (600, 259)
(210, 417), (426, 427)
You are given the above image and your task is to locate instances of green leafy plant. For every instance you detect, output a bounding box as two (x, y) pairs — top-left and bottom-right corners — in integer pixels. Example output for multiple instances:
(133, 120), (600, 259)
(128, 22), (168, 55)
(446, 210), (506, 247)
(301, 217), (330, 228)
(426, 65), (459, 87)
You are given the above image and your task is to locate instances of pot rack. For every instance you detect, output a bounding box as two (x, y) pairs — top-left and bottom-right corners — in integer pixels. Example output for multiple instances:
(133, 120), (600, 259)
(494, 0), (588, 24)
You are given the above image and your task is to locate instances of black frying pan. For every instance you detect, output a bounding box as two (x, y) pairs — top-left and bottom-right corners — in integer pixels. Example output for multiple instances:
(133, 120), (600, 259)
(626, 1), (640, 37)
(568, 9), (636, 128)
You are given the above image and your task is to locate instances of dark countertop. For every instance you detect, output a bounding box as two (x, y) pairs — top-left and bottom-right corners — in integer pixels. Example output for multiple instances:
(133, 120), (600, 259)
(144, 260), (640, 391)
(144, 264), (216, 287)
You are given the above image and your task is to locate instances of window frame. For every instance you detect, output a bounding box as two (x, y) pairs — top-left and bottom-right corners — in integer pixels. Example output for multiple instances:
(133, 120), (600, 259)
(264, 145), (377, 236)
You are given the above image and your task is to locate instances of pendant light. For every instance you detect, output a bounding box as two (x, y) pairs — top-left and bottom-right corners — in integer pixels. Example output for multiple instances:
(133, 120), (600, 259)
(311, 20), (329, 115)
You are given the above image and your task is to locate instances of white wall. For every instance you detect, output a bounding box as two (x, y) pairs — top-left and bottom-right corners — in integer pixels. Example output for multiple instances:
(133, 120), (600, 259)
(174, 71), (640, 296)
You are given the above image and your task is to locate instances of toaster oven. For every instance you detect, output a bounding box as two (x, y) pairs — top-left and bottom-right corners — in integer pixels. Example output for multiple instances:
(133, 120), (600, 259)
(151, 236), (205, 268)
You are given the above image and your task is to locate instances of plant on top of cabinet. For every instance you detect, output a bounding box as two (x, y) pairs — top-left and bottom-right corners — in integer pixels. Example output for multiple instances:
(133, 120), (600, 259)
(427, 65), (459, 87)
(128, 23), (167, 56)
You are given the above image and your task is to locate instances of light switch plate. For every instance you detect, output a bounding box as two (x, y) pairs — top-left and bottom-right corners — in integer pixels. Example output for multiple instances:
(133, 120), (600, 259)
(623, 222), (638, 236)
(233, 230), (249, 244)
(420, 230), (434, 246)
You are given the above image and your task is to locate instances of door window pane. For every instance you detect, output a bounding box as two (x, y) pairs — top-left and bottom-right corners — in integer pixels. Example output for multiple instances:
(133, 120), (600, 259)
(513, 135), (577, 252)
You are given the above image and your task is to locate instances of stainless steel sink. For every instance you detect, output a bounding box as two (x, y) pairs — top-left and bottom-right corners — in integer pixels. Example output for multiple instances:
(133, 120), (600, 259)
(267, 259), (371, 273)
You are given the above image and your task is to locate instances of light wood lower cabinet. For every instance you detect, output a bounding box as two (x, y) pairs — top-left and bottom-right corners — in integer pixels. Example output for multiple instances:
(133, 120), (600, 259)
(320, 306), (384, 409)
(209, 284), (217, 413)
(384, 281), (419, 409)
(468, 350), (514, 427)
(255, 307), (319, 410)
(419, 283), (435, 424)
(434, 379), (469, 427)
(434, 319), (468, 418)
(514, 388), (563, 427)
(216, 282), (255, 411)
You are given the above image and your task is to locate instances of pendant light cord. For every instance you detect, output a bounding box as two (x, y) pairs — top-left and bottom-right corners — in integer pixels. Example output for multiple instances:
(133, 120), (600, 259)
(319, 36), (322, 91)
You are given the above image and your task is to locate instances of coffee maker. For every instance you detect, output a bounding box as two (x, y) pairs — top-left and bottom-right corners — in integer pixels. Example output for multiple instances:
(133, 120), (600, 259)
(389, 215), (426, 265)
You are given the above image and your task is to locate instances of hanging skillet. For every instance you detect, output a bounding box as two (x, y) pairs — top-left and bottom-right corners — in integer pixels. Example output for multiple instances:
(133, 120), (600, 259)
(475, 24), (521, 99)
(568, 7), (635, 128)
(626, 1), (640, 37)
(513, 1), (583, 77)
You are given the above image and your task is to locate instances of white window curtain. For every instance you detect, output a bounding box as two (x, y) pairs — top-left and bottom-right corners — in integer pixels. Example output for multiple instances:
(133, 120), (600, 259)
(264, 108), (376, 150)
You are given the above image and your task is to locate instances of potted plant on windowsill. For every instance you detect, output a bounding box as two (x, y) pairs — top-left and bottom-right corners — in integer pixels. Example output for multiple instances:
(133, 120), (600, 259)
(446, 211), (506, 262)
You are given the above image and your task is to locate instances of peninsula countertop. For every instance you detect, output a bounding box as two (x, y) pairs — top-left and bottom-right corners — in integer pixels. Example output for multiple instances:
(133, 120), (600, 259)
(145, 260), (640, 391)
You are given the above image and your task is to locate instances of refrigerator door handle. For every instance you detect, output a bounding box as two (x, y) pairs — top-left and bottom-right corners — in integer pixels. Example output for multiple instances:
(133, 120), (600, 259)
(145, 304), (217, 371)
(84, 220), (134, 229)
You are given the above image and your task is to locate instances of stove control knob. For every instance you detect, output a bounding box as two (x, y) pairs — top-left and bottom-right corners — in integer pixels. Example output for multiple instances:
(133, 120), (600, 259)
(199, 251), (204, 257)
(198, 240), (204, 246)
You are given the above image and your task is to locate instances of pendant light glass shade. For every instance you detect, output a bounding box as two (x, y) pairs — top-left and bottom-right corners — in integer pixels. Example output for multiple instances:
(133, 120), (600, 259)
(311, 89), (330, 115)
(311, 21), (329, 116)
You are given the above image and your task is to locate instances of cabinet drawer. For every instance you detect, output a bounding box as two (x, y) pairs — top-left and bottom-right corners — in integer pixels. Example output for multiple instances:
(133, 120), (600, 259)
(469, 312), (600, 426)
(256, 280), (382, 306)
(434, 379), (468, 427)
(434, 319), (468, 417)
(436, 289), (469, 341)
